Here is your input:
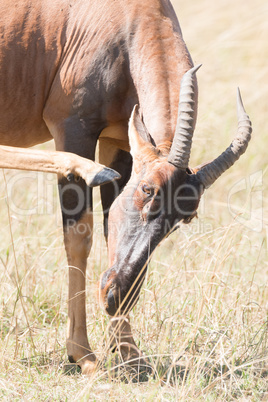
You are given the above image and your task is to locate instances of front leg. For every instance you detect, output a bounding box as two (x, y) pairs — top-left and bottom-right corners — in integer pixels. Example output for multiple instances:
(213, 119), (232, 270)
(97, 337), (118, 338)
(59, 176), (98, 374)
(108, 316), (151, 374)
(99, 142), (150, 372)
(99, 142), (132, 241)
(45, 113), (103, 374)
(0, 145), (120, 186)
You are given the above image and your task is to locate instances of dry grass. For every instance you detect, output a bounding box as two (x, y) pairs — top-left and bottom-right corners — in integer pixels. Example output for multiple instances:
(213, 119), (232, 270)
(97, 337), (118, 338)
(0, 0), (267, 400)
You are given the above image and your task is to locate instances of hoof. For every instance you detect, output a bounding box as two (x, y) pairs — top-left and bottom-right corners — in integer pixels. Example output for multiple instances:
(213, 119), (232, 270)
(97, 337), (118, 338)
(67, 354), (102, 376)
(80, 359), (102, 376)
(107, 342), (153, 382)
(63, 363), (81, 375)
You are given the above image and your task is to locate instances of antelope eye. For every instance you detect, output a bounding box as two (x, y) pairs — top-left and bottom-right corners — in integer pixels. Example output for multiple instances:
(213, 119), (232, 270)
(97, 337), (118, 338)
(141, 183), (153, 196)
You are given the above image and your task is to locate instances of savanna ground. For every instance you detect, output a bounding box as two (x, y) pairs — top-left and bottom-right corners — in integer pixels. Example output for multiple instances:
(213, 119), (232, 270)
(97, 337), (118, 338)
(0, 0), (267, 400)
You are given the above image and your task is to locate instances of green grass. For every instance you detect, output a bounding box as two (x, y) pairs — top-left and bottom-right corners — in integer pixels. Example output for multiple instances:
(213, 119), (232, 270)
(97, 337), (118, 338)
(0, 0), (267, 400)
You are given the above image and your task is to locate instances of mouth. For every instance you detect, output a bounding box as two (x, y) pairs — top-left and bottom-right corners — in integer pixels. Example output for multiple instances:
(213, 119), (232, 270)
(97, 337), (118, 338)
(102, 281), (131, 316)
(105, 285), (117, 316)
(99, 268), (117, 313)
(100, 274), (143, 316)
(100, 254), (149, 316)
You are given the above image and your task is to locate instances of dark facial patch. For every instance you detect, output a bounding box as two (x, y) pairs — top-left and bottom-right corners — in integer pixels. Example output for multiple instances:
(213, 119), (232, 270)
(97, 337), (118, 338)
(102, 156), (203, 318)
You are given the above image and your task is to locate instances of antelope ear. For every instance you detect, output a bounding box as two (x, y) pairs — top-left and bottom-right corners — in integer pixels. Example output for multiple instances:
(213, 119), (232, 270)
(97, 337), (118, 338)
(189, 160), (213, 174)
(128, 105), (156, 159)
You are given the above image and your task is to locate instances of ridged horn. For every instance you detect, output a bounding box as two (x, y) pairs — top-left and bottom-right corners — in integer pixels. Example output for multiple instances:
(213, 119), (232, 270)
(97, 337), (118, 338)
(168, 64), (202, 169)
(196, 88), (252, 189)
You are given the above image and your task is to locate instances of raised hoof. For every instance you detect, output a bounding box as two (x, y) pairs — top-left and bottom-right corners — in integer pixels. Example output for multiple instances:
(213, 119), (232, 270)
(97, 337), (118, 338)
(89, 167), (121, 187)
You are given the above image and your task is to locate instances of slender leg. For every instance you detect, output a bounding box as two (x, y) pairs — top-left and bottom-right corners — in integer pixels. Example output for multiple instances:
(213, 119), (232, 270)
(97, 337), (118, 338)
(108, 316), (147, 364)
(99, 142), (150, 373)
(50, 119), (101, 374)
(58, 176), (98, 374)
(0, 145), (119, 186)
(43, 91), (107, 374)
(99, 143), (132, 241)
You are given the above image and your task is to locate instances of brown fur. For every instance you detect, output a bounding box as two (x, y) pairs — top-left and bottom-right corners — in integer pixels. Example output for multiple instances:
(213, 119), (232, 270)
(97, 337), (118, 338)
(0, 0), (196, 374)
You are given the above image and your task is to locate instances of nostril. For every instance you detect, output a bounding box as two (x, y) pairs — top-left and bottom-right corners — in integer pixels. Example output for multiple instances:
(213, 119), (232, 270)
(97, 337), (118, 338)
(106, 288), (117, 316)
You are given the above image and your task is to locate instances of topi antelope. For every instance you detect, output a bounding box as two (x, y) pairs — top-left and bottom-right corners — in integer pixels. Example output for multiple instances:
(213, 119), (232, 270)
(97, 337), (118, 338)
(0, 0), (252, 375)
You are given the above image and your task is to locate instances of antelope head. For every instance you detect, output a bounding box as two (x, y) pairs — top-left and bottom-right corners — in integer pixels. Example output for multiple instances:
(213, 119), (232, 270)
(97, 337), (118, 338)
(100, 65), (252, 316)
